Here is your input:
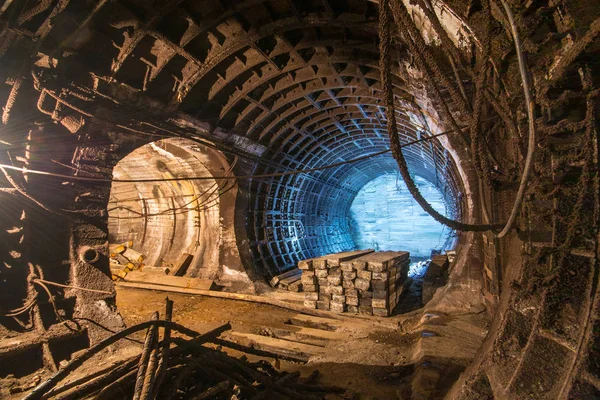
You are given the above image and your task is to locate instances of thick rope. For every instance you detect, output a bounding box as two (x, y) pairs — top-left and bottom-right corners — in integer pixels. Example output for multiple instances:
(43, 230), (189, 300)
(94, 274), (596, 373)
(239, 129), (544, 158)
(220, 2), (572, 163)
(379, 0), (495, 232)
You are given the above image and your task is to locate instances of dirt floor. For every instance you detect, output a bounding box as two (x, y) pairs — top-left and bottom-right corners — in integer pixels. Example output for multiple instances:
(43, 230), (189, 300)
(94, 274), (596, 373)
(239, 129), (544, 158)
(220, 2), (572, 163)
(0, 282), (489, 399)
(113, 286), (489, 400)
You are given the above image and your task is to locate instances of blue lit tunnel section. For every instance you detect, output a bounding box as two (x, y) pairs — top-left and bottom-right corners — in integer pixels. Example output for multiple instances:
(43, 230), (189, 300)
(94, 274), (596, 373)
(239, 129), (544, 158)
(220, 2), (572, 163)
(349, 174), (451, 259)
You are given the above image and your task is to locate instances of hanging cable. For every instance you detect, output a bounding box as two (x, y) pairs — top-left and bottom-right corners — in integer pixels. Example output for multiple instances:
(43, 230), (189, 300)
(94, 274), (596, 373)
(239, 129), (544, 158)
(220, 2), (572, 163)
(379, 0), (496, 232)
(0, 124), (483, 184)
(494, 0), (537, 238)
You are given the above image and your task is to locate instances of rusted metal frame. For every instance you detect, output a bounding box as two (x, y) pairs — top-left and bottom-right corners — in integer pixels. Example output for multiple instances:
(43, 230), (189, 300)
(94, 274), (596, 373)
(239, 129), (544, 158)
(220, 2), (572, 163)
(254, 63), (405, 110)
(242, 94), (323, 147)
(264, 95), (415, 146)
(249, 79), (406, 136)
(231, 64), (390, 124)
(251, 84), (380, 137)
(111, 0), (185, 75)
(214, 37), (380, 102)
(298, 106), (413, 136)
(173, 16), (379, 105)
(220, 51), (398, 119)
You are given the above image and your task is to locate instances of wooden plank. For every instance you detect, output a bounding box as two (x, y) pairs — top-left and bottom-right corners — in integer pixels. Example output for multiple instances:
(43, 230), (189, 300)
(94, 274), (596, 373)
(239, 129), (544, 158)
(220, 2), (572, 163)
(312, 249), (376, 267)
(124, 271), (213, 290)
(114, 281), (342, 319)
(223, 332), (327, 362)
(288, 314), (341, 331)
(269, 268), (302, 287)
(170, 253), (193, 277)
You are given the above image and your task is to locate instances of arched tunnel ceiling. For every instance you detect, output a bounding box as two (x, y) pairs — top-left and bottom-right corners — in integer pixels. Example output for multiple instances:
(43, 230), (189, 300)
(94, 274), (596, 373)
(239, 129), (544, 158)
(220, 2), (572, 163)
(3, 0), (472, 274)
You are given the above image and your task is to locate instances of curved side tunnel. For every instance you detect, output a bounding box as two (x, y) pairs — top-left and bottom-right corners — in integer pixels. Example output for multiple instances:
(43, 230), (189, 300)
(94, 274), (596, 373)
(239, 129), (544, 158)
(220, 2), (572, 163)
(108, 138), (239, 280)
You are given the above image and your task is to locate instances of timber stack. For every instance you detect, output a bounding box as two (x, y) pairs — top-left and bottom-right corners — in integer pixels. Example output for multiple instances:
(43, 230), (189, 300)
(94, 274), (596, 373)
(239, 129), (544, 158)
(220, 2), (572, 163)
(300, 250), (410, 317)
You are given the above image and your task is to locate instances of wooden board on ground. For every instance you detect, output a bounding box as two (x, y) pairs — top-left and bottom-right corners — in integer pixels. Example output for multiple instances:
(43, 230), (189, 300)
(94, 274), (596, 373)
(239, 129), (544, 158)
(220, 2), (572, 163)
(223, 332), (327, 362)
(259, 323), (345, 347)
(124, 270), (213, 290)
(270, 268), (302, 287)
(170, 253), (193, 276)
(288, 314), (341, 331)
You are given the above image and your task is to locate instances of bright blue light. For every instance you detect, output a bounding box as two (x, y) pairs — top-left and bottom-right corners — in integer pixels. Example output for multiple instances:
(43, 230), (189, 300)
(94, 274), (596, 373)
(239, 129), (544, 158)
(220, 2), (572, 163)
(349, 173), (449, 259)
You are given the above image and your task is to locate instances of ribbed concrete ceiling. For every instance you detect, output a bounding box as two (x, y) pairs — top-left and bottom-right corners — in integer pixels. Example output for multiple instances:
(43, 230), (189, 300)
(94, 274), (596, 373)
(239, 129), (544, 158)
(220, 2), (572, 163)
(43, 0), (467, 274)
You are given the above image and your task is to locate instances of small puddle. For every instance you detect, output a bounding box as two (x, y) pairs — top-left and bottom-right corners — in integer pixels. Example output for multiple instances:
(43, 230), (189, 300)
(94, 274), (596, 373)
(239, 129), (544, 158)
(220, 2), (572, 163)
(421, 331), (437, 338)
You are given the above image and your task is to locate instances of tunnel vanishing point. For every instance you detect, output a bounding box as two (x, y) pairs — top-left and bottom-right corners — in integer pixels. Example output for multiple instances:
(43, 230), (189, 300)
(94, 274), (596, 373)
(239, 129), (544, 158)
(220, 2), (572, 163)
(0, 0), (599, 399)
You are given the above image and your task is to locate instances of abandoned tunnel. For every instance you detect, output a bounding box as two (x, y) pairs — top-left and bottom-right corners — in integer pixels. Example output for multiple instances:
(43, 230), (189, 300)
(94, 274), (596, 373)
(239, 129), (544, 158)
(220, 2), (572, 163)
(0, 0), (598, 399)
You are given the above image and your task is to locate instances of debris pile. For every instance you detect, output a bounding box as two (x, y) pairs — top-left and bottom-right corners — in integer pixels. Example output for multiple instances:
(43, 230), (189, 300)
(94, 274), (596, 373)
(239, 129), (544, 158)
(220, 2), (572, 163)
(24, 300), (343, 400)
(109, 242), (146, 281)
(300, 250), (410, 316)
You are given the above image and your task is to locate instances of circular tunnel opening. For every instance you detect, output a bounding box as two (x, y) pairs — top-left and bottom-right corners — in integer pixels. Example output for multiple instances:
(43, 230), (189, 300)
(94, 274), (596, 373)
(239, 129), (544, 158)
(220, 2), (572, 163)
(108, 138), (231, 280)
(349, 173), (452, 259)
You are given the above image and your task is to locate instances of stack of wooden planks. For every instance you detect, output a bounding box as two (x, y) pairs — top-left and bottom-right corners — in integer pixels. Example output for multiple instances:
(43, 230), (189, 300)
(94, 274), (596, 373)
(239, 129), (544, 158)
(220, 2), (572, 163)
(269, 268), (303, 291)
(300, 250), (410, 316)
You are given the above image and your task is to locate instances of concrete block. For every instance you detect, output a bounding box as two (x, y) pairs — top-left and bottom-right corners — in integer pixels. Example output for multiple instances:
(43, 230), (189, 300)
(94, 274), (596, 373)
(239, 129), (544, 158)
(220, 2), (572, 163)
(372, 280), (388, 291)
(330, 285), (344, 295)
(305, 292), (318, 301)
(340, 261), (354, 272)
(372, 298), (388, 308)
(327, 275), (341, 286)
(355, 278), (371, 291)
(303, 284), (317, 292)
(316, 300), (330, 310)
(332, 294), (346, 304)
(343, 270), (357, 280)
(346, 296), (359, 306)
(372, 271), (389, 280)
(298, 260), (313, 270)
(359, 305), (373, 315)
(372, 307), (390, 317)
(303, 300), (317, 308)
(318, 293), (331, 301)
(357, 270), (372, 280)
(315, 269), (329, 278)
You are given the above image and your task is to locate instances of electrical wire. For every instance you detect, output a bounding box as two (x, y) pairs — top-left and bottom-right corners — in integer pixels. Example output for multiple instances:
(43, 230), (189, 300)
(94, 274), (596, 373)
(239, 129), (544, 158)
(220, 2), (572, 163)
(494, 0), (537, 238)
(0, 125), (476, 184)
